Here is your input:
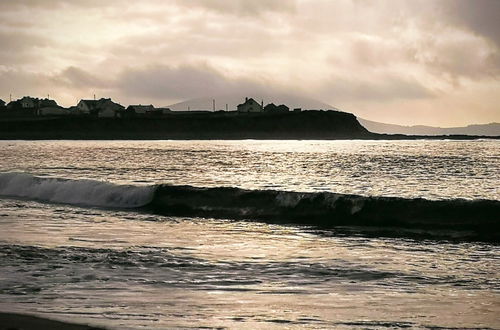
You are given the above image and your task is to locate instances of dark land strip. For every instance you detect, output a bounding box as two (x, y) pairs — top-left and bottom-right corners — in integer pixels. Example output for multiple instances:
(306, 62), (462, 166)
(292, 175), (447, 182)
(1, 111), (498, 140)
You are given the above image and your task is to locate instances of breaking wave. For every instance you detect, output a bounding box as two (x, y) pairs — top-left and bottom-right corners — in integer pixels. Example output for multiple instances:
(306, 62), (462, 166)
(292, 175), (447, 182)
(0, 172), (155, 208)
(0, 172), (499, 239)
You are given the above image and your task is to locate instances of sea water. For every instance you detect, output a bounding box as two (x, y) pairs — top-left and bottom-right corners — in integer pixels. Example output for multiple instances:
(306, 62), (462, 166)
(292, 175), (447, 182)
(0, 140), (498, 329)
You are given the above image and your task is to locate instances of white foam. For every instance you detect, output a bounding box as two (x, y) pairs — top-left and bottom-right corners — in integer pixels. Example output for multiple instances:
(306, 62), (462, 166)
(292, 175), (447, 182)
(0, 172), (155, 208)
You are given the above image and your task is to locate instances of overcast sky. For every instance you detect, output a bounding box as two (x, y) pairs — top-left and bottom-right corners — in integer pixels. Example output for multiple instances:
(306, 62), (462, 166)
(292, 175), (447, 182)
(1, 0), (499, 126)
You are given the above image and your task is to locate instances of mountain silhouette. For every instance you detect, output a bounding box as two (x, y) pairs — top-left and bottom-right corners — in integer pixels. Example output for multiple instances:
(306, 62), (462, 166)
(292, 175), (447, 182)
(358, 118), (500, 136)
(166, 92), (336, 111)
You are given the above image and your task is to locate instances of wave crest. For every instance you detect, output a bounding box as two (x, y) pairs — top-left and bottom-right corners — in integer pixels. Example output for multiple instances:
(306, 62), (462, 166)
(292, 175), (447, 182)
(0, 172), (155, 208)
(1, 173), (498, 240)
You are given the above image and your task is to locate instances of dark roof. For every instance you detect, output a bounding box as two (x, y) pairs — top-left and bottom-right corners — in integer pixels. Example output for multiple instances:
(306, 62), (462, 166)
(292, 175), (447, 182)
(40, 99), (58, 107)
(78, 98), (124, 110)
(127, 105), (155, 110)
(237, 98), (258, 107)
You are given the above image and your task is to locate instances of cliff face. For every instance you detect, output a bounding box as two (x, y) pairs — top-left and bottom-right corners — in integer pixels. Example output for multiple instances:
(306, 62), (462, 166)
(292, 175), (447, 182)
(0, 110), (374, 140)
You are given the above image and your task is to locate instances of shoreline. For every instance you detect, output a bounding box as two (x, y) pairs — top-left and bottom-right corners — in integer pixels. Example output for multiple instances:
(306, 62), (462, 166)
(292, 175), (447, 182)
(0, 312), (105, 330)
(0, 113), (498, 140)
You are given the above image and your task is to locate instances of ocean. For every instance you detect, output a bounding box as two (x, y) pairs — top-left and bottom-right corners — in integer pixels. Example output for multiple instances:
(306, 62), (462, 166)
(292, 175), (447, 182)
(0, 140), (498, 329)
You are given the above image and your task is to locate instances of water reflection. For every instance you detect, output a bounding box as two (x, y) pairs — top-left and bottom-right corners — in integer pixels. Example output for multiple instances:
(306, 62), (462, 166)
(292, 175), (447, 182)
(0, 140), (498, 200)
(0, 199), (498, 329)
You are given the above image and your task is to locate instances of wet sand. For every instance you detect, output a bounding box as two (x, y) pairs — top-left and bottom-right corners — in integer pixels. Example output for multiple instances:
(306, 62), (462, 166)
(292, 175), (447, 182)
(0, 312), (105, 330)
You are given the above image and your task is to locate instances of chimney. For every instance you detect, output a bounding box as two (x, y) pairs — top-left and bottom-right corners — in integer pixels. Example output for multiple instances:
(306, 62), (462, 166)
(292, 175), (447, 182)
(245, 97), (248, 102)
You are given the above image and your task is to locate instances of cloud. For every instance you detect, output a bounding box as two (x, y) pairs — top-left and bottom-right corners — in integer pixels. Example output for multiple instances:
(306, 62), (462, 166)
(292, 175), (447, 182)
(0, 0), (119, 11)
(0, 30), (50, 52)
(117, 64), (278, 100)
(173, 0), (296, 16)
(442, 0), (500, 48)
(56, 67), (111, 88)
(0, 0), (499, 125)
(0, 69), (54, 98)
(319, 74), (436, 103)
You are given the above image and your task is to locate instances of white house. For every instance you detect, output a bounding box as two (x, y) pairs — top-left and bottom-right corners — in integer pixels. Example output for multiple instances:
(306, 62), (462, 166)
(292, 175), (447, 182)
(76, 99), (99, 114)
(237, 97), (263, 113)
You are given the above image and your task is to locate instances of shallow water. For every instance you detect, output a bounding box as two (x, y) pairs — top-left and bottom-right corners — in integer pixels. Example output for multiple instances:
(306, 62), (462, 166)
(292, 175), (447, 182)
(0, 140), (499, 329)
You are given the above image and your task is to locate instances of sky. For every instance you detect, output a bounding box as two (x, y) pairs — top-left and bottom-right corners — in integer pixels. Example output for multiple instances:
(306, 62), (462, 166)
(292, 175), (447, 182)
(0, 0), (499, 126)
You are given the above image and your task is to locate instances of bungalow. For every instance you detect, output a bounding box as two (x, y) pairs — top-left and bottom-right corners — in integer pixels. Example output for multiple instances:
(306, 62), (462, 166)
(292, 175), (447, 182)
(156, 107), (171, 114)
(127, 104), (154, 114)
(97, 99), (125, 118)
(125, 104), (165, 117)
(39, 98), (58, 108)
(263, 103), (289, 113)
(77, 98), (125, 118)
(237, 97), (263, 113)
(76, 99), (99, 114)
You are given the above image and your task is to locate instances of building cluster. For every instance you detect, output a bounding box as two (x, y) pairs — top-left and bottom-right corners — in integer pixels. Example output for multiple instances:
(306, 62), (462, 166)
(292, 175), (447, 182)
(236, 97), (295, 113)
(0, 96), (301, 119)
(0, 96), (171, 118)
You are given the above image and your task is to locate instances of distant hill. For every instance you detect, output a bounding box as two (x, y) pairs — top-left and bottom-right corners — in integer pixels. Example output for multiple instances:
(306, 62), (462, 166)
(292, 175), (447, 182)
(358, 118), (500, 136)
(166, 92), (336, 111)
(166, 94), (499, 136)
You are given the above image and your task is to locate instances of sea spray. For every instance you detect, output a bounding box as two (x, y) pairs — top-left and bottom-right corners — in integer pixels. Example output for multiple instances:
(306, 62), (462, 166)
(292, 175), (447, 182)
(0, 172), (155, 208)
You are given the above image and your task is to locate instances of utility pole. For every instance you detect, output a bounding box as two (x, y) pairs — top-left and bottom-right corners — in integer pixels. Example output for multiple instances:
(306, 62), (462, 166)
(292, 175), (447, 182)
(93, 94), (96, 101)
(10, 94), (12, 102)
(225, 104), (228, 111)
(213, 99), (215, 111)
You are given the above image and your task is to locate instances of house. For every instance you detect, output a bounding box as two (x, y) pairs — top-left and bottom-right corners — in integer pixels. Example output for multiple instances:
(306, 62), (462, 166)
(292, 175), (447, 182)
(76, 98), (125, 117)
(156, 107), (171, 114)
(125, 104), (164, 117)
(3, 100), (37, 117)
(39, 98), (58, 108)
(19, 96), (38, 108)
(96, 98), (125, 118)
(11, 97), (59, 115)
(76, 99), (99, 114)
(237, 97), (263, 113)
(127, 104), (154, 115)
(127, 105), (167, 117)
(6, 100), (22, 110)
(263, 103), (289, 113)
